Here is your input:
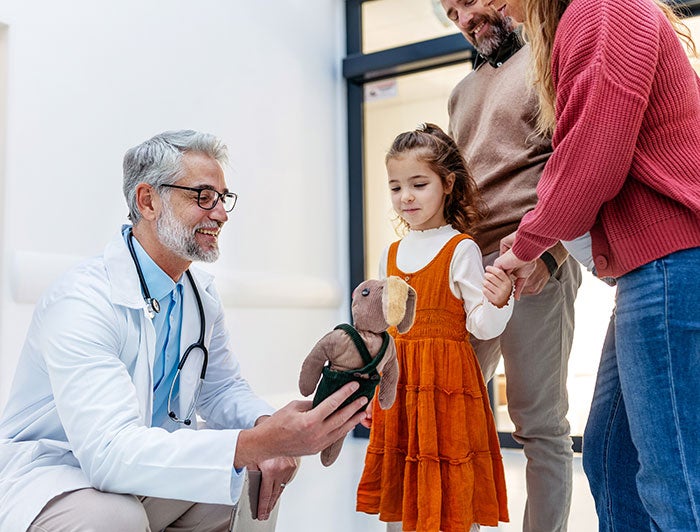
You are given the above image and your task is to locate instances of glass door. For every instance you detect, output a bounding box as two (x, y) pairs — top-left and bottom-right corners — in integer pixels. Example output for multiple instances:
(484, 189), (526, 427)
(359, 63), (616, 445)
(346, 0), (700, 445)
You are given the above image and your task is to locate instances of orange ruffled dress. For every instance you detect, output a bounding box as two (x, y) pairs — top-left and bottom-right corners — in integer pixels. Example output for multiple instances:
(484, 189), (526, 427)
(356, 235), (508, 531)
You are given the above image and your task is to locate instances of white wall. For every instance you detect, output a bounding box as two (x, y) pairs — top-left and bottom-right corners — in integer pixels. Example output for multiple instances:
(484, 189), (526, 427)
(0, 1), (349, 408)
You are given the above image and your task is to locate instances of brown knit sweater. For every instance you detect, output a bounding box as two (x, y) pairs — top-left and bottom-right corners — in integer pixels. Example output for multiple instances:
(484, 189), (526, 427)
(448, 44), (562, 260)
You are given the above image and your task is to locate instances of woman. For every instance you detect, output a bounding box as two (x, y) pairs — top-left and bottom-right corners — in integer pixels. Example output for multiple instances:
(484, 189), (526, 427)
(492, 0), (700, 529)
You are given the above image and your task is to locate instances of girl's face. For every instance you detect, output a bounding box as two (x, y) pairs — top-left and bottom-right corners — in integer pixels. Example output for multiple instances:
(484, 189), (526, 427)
(387, 153), (454, 232)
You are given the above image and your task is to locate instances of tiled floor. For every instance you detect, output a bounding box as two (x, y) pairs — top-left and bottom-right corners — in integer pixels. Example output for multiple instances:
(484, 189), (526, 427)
(276, 435), (597, 531)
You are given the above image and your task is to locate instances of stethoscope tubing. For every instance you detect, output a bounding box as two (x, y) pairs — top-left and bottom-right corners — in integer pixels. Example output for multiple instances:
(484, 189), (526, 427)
(127, 228), (208, 425)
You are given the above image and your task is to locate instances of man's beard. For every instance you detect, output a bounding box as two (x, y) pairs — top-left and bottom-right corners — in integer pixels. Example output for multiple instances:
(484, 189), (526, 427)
(156, 199), (220, 263)
(473, 14), (514, 57)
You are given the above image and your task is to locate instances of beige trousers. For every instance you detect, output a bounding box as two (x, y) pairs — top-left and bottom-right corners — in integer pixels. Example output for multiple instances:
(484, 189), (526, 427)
(29, 488), (234, 532)
(472, 253), (581, 532)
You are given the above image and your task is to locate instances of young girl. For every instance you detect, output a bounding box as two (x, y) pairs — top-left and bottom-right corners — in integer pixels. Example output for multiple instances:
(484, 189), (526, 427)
(356, 123), (514, 532)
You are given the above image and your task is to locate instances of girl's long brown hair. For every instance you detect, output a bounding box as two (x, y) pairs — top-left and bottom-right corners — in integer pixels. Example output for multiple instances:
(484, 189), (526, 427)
(386, 123), (485, 235)
(524, 0), (697, 136)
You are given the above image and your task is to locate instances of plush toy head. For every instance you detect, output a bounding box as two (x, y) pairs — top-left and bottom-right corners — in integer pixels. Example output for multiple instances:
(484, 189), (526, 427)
(298, 276), (417, 466)
(352, 276), (417, 335)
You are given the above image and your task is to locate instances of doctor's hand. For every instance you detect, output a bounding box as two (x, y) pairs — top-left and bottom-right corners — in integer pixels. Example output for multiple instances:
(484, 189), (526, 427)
(234, 382), (368, 470)
(493, 249), (537, 300)
(253, 455), (300, 520)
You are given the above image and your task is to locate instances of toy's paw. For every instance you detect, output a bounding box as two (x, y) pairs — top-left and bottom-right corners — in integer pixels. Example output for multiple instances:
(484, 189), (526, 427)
(320, 438), (345, 467)
(377, 385), (397, 410)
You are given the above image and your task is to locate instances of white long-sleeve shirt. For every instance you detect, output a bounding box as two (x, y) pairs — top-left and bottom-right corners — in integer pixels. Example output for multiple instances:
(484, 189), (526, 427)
(379, 225), (513, 340)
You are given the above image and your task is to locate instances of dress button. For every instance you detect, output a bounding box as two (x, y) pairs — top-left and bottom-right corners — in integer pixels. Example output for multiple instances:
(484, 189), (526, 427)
(594, 255), (609, 270)
(404, 275), (410, 282)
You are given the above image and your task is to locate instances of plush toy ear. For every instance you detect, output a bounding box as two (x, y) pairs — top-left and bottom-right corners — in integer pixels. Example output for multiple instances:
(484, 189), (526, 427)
(396, 284), (417, 333)
(383, 276), (417, 333)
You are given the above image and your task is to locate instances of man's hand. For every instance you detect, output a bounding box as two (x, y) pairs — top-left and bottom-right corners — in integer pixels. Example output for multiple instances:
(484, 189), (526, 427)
(493, 249), (537, 300)
(253, 456), (300, 520)
(234, 382), (368, 469)
(519, 258), (551, 296)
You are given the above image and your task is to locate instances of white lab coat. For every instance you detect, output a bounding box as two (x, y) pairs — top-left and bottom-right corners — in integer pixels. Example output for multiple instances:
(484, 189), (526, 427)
(0, 228), (274, 531)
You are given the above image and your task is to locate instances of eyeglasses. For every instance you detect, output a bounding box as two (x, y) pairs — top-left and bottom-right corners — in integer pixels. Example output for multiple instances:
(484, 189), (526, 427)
(160, 184), (238, 212)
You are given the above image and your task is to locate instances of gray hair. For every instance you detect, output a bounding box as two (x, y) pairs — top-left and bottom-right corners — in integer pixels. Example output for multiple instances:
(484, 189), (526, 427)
(123, 129), (229, 223)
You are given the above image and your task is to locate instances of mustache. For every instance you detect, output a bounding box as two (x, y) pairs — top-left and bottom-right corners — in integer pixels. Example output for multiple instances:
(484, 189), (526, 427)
(195, 221), (223, 231)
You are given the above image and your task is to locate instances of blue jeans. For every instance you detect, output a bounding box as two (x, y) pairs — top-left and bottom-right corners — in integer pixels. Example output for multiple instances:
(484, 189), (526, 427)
(583, 247), (700, 531)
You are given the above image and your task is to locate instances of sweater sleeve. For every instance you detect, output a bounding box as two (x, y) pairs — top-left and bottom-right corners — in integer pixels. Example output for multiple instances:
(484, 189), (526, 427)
(512, 0), (659, 261)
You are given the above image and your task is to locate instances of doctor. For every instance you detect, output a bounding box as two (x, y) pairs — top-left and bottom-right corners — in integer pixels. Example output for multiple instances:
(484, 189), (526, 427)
(0, 130), (368, 531)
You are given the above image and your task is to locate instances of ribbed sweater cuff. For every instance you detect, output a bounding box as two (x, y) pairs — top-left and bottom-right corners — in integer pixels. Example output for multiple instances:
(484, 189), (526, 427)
(512, 231), (558, 263)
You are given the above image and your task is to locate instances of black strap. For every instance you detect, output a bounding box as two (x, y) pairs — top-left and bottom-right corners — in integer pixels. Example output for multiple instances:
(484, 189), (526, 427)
(333, 324), (389, 370)
(311, 325), (391, 409)
(540, 251), (559, 277)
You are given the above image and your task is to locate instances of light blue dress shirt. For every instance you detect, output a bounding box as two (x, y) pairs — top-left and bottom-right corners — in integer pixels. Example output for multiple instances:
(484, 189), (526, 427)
(124, 230), (185, 427)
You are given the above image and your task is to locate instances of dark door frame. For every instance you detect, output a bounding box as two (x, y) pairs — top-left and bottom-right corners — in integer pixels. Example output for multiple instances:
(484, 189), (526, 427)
(344, 0), (700, 450)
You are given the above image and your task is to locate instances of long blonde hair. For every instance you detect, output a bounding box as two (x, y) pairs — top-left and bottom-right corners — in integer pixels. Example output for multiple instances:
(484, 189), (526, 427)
(524, 0), (697, 136)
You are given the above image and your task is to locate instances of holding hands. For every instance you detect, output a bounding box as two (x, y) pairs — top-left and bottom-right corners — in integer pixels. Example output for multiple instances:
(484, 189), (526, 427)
(494, 232), (537, 299)
(483, 265), (513, 308)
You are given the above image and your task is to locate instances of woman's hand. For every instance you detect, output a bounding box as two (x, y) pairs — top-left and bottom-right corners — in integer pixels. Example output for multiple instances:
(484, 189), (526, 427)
(494, 249), (537, 300)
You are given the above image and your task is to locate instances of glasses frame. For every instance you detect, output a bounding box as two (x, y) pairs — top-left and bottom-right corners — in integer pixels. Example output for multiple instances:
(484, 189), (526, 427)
(160, 184), (238, 212)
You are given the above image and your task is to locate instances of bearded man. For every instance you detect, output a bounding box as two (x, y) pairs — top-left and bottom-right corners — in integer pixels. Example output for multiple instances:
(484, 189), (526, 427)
(439, 3), (582, 531)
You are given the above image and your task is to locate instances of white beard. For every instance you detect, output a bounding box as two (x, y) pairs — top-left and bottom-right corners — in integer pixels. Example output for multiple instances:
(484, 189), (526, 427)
(156, 199), (220, 263)
(474, 16), (514, 57)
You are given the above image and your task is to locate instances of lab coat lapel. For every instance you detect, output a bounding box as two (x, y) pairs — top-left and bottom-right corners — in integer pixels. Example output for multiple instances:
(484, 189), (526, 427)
(104, 227), (157, 423)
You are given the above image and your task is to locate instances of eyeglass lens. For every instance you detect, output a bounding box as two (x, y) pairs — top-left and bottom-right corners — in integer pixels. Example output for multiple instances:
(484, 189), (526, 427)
(198, 189), (237, 212)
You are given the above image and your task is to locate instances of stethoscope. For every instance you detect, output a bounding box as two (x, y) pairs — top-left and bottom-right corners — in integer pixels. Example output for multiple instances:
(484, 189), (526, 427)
(127, 228), (208, 426)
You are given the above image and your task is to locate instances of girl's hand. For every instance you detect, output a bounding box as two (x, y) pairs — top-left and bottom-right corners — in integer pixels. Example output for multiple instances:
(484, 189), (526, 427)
(359, 395), (375, 429)
(483, 265), (513, 308)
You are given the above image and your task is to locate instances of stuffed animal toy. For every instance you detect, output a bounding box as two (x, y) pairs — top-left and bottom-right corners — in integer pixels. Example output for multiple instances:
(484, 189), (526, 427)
(299, 276), (417, 466)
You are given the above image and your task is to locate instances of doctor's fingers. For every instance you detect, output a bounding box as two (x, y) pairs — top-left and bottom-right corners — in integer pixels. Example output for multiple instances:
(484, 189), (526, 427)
(255, 479), (281, 521)
(309, 381), (364, 421)
(276, 384), (366, 454)
(258, 456), (299, 484)
(319, 397), (369, 446)
(255, 457), (299, 520)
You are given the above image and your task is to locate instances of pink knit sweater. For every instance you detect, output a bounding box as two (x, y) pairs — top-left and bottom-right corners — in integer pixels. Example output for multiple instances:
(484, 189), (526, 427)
(511, 0), (700, 278)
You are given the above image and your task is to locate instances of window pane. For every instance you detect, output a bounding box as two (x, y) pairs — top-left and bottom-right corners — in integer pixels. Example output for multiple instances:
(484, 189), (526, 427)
(362, 0), (459, 54)
(362, 63), (470, 278)
(362, 62), (615, 438)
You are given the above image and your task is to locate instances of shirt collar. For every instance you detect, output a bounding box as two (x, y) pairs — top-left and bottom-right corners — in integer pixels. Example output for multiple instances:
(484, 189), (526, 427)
(123, 227), (182, 302)
(474, 30), (524, 70)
